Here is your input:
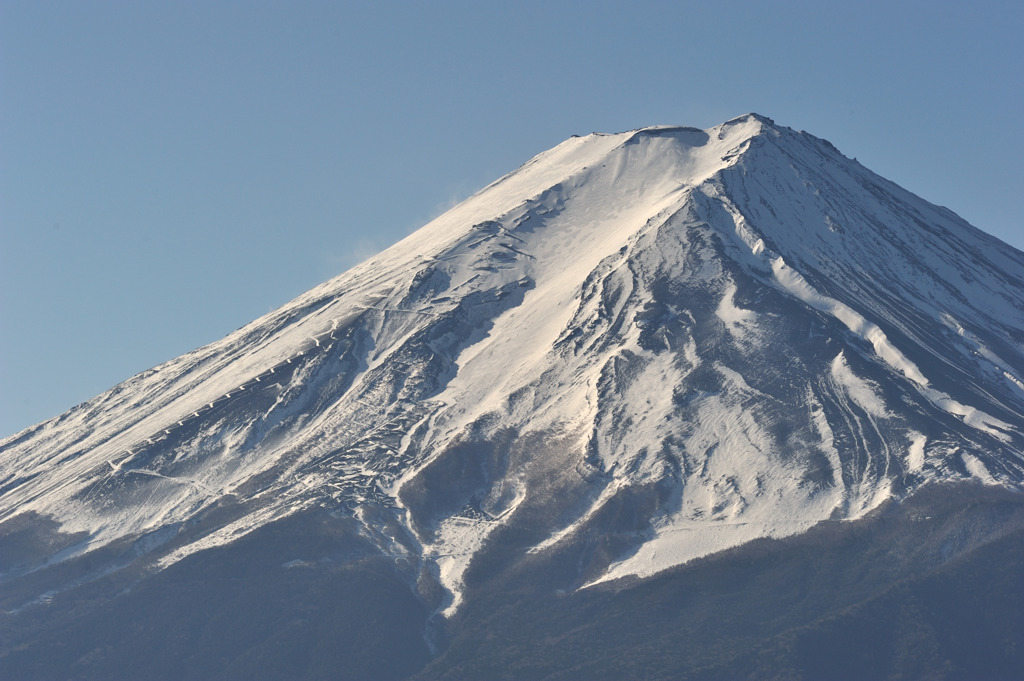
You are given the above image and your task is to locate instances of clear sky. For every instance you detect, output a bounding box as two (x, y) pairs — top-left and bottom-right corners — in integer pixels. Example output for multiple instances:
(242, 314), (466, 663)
(2, 1), (1022, 437)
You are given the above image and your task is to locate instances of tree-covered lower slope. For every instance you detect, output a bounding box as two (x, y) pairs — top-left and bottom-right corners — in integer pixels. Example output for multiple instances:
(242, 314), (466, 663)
(415, 483), (1024, 681)
(0, 510), (432, 681)
(1, 483), (1021, 680)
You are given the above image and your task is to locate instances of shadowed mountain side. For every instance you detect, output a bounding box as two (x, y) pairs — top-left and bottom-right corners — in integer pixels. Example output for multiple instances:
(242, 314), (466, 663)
(414, 483), (1024, 681)
(3, 484), (1020, 680)
(0, 510), (432, 681)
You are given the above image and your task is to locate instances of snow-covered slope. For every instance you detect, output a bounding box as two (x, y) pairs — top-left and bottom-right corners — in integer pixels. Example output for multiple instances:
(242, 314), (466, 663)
(2, 114), (1023, 616)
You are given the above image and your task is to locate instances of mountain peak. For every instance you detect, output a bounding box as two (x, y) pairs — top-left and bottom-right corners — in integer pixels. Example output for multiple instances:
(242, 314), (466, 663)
(2, 115), (1022, 627)
(728, 111), (776, 126)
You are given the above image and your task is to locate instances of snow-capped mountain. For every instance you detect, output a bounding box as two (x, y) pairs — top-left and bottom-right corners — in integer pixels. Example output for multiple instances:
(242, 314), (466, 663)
(3, 114), (1024, 680)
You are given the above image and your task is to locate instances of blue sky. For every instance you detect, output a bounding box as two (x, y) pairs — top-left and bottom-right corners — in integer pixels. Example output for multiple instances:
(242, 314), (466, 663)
(2, 1), (1022, 437)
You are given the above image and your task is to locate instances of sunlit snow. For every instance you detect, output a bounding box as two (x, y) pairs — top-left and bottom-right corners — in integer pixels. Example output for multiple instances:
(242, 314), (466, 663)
(2, 114), (1023, 616)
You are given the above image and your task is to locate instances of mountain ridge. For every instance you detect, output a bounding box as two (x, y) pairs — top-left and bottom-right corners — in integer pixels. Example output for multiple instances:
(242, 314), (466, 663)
(2, 115), (1023, 676)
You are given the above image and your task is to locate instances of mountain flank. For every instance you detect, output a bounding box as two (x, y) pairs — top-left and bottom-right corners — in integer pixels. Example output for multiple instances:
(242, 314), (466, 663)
(2, 114), (1023, 680)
